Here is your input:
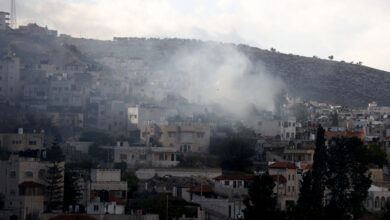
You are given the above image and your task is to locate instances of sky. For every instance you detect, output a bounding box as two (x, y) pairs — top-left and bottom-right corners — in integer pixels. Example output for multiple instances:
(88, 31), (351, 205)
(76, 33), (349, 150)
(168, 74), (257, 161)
(1, 0), (390, 71)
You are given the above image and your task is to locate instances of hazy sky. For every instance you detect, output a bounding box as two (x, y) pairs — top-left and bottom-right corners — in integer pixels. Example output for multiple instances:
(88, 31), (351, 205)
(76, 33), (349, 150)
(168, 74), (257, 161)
(1, 0), (390, 71)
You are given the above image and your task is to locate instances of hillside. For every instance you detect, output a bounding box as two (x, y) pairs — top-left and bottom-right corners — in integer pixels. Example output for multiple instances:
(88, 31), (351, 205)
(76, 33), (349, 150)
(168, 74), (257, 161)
(64, 37), (390, 107)
(1, 29), (390, 107)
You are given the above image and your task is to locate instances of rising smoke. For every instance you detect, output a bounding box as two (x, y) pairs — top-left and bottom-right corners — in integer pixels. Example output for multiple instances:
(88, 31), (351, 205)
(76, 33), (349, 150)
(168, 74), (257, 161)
(152, 43), (284, 117)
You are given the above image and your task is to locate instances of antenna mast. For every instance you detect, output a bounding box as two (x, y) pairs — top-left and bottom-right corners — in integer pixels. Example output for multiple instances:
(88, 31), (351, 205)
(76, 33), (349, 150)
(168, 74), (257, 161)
(10, 0), (17, 29)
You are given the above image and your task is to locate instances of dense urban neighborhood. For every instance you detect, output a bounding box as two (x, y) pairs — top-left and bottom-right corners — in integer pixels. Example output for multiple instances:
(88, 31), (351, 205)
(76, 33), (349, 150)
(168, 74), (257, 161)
(1, 10), (390, 220)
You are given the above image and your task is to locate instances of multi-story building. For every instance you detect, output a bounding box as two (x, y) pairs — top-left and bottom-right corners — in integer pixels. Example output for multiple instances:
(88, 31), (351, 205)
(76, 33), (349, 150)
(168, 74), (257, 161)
(0, 155), (64, 220)
(283, 148), (314, 164)
(243, 116), (296, 140)
(48, 74), (86, 108)
(87, 169), (127, 215)
(46, 111), (84, 129)
(268, 162), (300, 210)
(0, 11), (10, 30)
(0, 128), (44, 152)
(141, 122), (211, 153)
(128, 104), (166, 129)
(280, 116), (297, 141)
(106, 142), (179, 168)
(0, 54), (20, 102)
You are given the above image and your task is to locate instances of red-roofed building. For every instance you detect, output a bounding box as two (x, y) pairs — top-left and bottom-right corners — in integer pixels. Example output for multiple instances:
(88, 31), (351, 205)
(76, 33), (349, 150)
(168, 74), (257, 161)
(325, 131), (365, 141)
(268, 161), (297, 169)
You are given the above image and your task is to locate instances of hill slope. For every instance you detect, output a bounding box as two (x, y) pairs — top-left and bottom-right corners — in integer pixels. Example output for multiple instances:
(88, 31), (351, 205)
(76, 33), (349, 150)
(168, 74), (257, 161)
(1, 29), (389, 107)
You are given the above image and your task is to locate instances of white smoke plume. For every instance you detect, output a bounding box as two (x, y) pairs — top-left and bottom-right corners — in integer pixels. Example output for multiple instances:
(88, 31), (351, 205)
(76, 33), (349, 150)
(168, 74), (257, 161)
(152, 43), (284, 117)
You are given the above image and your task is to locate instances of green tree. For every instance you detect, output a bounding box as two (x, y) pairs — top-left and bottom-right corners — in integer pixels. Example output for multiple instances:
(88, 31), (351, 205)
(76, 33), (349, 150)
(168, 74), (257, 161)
(244, 173), (281, 220)
(220, 135), (255, 171)
(367, 143), (387, 168)
(210, 124), (256, 172)
(293, 125), (327, 220)
(44, 162), (64, 212)
(331, 112), (339, 126)
(81, 131), (114, 161)
(63, 171), (82, 212)
(46, 138), (65, 162)
(311, 125), (328, 208)
(325, 137), (372, 219)
(121, 171), (139, 198)
(0, 193), (4, 210)
(381, 201), (390, 220)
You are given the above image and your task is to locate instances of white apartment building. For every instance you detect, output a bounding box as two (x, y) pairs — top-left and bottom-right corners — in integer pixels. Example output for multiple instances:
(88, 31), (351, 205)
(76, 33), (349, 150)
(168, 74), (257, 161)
(128, 104), (166, 129)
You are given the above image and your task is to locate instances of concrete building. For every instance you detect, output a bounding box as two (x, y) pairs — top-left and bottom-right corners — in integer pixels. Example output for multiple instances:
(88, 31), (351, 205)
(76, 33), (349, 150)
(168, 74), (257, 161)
(104, 142), (179, 168)
(367, 102), (390, 115)
(365, 185), (390, 212)
(140, 122), (211, 153)
(0, 54), (21, 102)
(0, 155), (64, 220)
(283, 148), (314, 164)
(46, 111), (84, 129)
(89, 169), (127, 207)
(280, 116), (297, 141)
(135, 168), (222, 180)
(128, 104), (166, 129)
(48, 74), (87, 108)
(94, 100), (128, 133)
(268, 162), (300, 210)
(213, 174), (252, 198)
(0, 129), (44, 152)
(0, 11), (10, 30)
(243, 116), (296, 140)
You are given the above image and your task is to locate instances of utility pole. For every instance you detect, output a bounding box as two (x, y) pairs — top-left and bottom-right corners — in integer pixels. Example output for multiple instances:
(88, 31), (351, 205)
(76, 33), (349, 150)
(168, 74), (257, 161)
(10, 0), (17, 29)
(166, 194), (168, 220)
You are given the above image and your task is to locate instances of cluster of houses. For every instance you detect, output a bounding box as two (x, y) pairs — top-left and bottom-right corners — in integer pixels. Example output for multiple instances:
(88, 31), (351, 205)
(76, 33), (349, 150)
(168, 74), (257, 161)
(2, 15), (390, 220)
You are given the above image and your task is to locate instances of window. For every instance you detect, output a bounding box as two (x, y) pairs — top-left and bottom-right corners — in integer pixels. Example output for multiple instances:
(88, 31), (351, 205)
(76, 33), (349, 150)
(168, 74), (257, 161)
(120, 154), (127, 160)
(168, 132), (176, 138)
(29, 141), (37, 145)
(292, 186), (295, 192)
(171, 154), (175, 161)
(258, 121), (262, 126)
(288, 175), (290, 180)
(224, 181), (229, 186)
(10, 171), (16, 178)
(10, 189), (15, 196)
(286, 132), (290, 138)
(94, 205), (99, 211)
(197, 133), (204, 138)
(233, 181), (237, 188)
(289, 122), (291, 127)
(288, 186), (290, 192)
(139, 154), (146, 160)
(24, 171), (33, 178)
(292, 175), (295, 180)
